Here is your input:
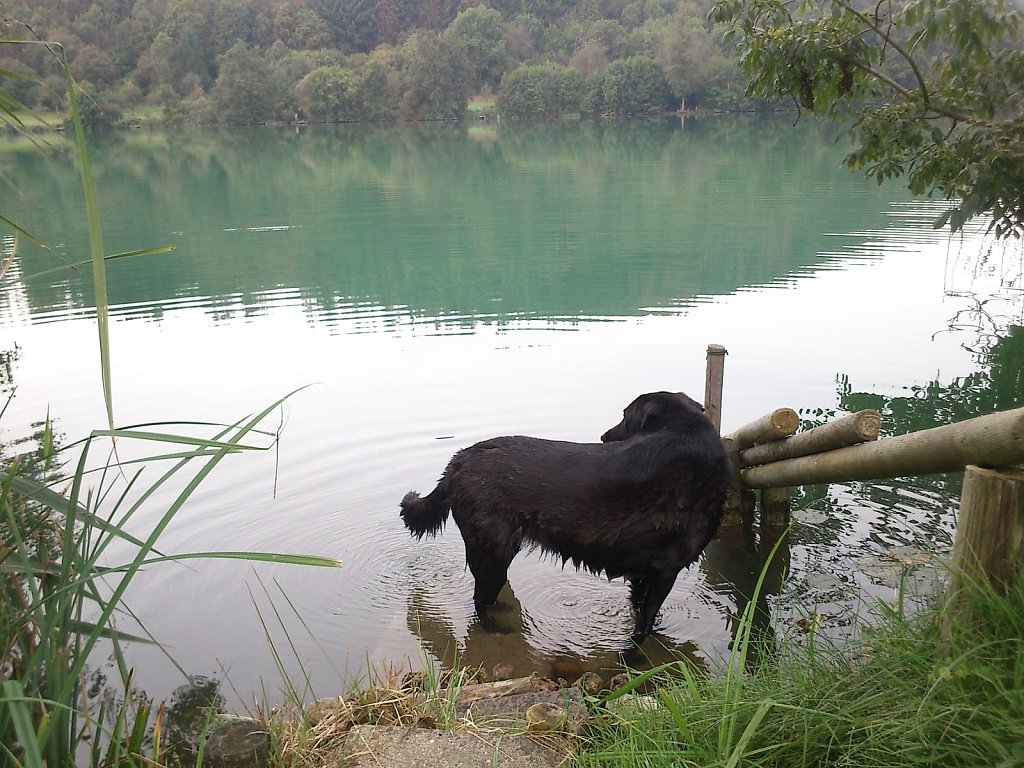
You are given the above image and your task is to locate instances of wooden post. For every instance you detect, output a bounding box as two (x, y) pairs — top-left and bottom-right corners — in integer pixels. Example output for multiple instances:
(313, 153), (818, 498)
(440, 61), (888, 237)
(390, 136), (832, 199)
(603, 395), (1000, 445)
(704, 344), (727, 434)
(760, 487), (791, 526)
(946, 465), (1024, 633)
(706, 344), (750, 524)
(720, 436), (754, 525)
(721, 407), (797, 524)
(740, 406), (1024, 488)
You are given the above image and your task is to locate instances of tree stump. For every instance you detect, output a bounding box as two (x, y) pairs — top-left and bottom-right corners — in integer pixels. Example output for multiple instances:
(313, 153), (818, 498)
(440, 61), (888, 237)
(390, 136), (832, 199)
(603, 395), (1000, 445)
(945, 465), (1024, 634)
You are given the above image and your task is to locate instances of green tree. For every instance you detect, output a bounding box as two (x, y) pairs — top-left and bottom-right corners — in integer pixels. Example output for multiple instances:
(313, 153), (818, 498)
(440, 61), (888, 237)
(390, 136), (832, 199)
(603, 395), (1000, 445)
(70, 44), (121, 89)
(711, 0), (1024, 238)
(132, 30), (177, 92)
(211, 0), (255, 52)
(444, 6), (508, 90)
(503, 12), (545, 63)
(655, 12), (743, 108)
(295, 65), (358, 121)
(113, 4), (161, 73)
(209, 41), (283, 124)
(572, 18), (628, 61)
(72, 80), (121, 130)
(497, 62), (580, 118)
(270, 3), (334, 51)
(353, 55), (397, 121)
(398, 30), (471, 118)
(600, 55), (672, 115)
(0, 56), (38, 104)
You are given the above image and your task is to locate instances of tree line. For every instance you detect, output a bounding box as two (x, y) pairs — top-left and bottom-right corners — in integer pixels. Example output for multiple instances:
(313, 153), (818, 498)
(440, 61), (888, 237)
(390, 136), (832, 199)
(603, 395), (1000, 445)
(0, 0), (747, 125)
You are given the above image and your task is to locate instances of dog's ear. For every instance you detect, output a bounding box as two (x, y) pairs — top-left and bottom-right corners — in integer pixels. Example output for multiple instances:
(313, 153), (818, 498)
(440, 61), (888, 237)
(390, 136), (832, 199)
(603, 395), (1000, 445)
(637, 399), (660, 431)
(639, 392), (706, 431)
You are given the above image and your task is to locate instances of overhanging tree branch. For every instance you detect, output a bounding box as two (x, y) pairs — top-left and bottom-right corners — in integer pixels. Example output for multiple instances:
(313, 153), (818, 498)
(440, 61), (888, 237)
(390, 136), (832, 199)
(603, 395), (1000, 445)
(714, 0), (1024, 237)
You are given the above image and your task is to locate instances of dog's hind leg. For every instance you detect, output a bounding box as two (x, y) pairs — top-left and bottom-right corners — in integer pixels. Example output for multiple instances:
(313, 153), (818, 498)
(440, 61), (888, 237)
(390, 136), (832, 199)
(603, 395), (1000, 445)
(467, 551), (514, 609)
(465, 540), (518, 611)
(629, 571), (679, 644)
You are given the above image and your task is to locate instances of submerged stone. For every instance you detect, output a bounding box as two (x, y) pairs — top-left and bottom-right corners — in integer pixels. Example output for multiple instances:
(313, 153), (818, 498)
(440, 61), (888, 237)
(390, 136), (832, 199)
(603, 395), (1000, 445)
(205, 717), (270, 768)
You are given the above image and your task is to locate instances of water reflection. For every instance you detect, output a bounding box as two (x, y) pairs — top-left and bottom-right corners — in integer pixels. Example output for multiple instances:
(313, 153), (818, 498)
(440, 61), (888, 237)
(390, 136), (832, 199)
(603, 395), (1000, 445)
(2, 116), (901, 328)
(404, 509), (794, 681)
(704, 518), (789, 669)
(406, 579), (711, 683)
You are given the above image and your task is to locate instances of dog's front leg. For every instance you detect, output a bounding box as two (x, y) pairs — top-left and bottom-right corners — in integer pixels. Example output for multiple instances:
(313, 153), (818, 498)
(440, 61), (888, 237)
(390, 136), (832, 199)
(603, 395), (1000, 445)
(629, 572), (679, 644)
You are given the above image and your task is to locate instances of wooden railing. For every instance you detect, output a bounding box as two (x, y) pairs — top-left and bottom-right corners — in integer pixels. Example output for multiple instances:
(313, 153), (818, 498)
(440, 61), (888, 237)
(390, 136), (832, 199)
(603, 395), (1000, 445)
(702, 343), (1024, 618)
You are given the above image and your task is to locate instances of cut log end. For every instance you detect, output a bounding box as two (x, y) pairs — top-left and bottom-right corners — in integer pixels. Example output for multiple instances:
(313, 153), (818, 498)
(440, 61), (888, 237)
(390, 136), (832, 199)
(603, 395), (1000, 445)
(851, 410), (881, 441)
(770, 408), (800, 436)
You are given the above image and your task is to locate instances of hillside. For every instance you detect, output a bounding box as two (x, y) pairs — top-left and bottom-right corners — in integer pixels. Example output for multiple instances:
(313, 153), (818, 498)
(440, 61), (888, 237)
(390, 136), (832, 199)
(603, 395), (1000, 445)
(0, 0), (748, 124)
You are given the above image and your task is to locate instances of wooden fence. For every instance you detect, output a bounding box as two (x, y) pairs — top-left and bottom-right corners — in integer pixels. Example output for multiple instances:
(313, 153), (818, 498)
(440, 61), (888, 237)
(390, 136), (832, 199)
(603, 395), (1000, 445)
(702, 344), (1024, 614)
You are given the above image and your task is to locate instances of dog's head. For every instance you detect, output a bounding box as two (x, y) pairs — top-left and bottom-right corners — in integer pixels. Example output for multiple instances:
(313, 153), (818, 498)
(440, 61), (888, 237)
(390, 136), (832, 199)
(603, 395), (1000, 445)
(601, 391), (709, 442)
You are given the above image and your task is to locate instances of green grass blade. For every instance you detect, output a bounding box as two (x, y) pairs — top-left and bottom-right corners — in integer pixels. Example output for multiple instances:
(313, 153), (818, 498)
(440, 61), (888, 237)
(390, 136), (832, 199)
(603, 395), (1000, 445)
(68, 394), (307, 685)
(65, 619), (154, 644)
(58, 42), (113, 430)
(719, 526), (790, 756)
(0, 213), (54, 254)
(601, 661), (682, 701)
(0, 681), (45, 768)
(139, 551), (342, 567)
(9, 474), (153, 550)
(88, 429), (254, 451)
(724, 700), (774, 768)
(658, 687), (695, 743)
(23, 244), (177, 281)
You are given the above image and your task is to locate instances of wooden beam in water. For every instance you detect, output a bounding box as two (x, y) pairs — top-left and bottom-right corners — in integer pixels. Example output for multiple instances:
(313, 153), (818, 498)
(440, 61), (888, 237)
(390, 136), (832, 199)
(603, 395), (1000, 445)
(741, 406), (1024, 488)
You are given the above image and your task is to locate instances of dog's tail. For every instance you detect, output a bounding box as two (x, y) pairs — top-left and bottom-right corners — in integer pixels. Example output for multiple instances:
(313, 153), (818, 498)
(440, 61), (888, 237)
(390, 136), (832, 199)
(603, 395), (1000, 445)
(400, 479), (451, 539)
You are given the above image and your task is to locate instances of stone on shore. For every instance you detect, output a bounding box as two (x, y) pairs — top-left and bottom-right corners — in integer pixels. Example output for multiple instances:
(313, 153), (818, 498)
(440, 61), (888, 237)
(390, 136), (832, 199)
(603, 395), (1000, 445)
(340, 724), (567, 768)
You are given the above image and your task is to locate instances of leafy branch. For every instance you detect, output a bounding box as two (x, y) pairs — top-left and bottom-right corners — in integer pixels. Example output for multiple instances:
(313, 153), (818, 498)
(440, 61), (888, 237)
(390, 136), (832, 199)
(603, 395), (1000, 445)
(712, 0), (1024, 238)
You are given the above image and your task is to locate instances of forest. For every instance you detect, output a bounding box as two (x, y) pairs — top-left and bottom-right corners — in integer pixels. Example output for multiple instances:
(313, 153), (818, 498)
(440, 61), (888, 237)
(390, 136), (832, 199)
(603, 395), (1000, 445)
(0, 0), (748, 126)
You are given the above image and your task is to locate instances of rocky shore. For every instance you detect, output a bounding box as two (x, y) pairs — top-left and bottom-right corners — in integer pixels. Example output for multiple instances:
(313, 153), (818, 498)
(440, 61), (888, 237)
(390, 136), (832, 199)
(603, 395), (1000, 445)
(205, 669), (635, 768)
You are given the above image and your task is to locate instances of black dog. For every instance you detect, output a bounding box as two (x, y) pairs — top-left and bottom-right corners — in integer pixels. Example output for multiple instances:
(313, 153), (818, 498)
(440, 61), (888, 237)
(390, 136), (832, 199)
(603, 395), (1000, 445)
(400, 391), (731, 644)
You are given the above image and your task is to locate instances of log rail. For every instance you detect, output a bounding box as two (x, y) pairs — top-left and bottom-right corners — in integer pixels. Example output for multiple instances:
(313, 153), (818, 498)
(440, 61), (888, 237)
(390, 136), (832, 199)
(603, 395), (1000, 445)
(739, 407), (1024, 488)
(701, 342), (1024, 623)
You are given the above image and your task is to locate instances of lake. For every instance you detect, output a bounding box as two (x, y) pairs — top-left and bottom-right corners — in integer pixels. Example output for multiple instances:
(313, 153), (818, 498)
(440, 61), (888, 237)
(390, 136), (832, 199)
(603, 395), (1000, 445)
(1, 115), (1022, 713)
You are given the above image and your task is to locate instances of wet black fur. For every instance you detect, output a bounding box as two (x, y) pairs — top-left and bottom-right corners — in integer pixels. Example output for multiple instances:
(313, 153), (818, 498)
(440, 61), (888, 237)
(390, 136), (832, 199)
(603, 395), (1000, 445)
(400, 391), (731, 644)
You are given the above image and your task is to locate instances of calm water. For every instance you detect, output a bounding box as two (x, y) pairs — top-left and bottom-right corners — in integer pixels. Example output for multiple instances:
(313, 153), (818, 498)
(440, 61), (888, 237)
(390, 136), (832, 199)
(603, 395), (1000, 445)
(2, 116), (1022, 711)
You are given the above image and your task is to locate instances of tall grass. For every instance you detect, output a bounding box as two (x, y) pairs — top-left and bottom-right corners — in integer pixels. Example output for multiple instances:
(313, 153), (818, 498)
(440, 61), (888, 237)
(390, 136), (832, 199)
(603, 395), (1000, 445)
(1, 405), (342, 768)
(1, 31), (340, 768)
(580, 561), (1024, 768)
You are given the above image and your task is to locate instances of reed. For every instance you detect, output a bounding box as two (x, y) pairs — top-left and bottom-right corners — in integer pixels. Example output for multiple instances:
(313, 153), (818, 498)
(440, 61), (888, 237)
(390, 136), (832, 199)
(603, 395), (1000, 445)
(1, 36), (339, 768)
(0, 411), (341, 767)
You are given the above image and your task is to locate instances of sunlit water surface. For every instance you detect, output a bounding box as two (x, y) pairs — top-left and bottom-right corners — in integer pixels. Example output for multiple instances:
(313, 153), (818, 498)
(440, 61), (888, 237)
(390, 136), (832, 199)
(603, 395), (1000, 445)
(1, 116), (1022, 712)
